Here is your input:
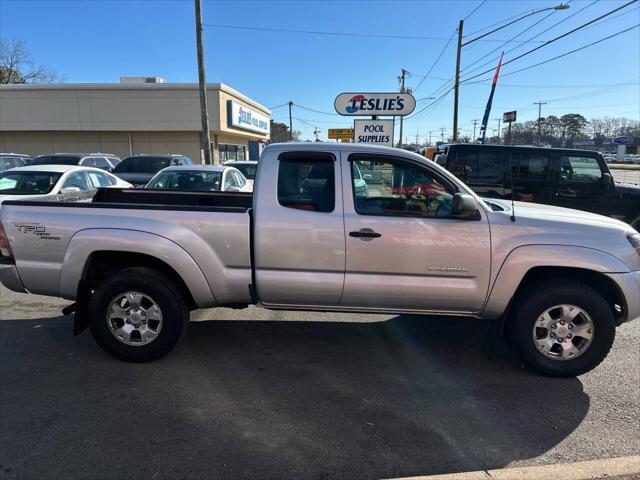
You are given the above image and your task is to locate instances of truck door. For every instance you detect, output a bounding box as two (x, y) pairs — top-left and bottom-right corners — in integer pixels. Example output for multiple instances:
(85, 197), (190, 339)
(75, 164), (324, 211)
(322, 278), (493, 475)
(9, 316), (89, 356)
(253, 150), (345, 307)
(341, 152), (491, 313)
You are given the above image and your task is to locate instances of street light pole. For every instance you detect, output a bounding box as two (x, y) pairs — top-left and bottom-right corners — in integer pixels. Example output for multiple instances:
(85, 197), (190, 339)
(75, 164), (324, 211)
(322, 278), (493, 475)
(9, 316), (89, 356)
(452, 3), (569, 146)
(194, 0), (212, 164)
(453, 20), (463, 142)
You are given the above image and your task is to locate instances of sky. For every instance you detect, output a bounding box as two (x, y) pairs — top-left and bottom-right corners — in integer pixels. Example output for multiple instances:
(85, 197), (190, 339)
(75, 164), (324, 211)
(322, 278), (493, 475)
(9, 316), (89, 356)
(1, 0), (639, 142)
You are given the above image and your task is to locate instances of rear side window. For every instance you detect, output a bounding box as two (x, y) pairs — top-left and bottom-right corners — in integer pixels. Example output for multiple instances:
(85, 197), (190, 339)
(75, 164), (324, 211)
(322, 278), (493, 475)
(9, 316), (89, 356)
(277, 153), (335, 213)
(559, 155), (602, 182)
(513, 152), (550, 179)
(450, 149), (502, 182)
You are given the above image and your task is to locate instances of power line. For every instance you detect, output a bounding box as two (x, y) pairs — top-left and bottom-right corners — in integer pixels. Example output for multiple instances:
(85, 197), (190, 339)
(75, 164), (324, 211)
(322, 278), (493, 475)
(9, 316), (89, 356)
(498, 24), (640, 79)
(460, 0), (639, 83)
(293, 103), (342, 116)
(203, 23), (549, 43)
(269, 102), (289, 110)
(464, 7), (549, 37)
(461, 9), (557, 74)
(464, 0), (487, 21)
(412, 27), (457, 92)
(461, 0), (599, 78)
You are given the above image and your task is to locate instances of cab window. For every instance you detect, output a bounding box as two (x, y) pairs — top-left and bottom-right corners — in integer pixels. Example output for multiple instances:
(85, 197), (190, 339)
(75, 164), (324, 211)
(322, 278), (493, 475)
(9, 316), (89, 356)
(350, 156), (454, 218)
(277, 153), (335, 213)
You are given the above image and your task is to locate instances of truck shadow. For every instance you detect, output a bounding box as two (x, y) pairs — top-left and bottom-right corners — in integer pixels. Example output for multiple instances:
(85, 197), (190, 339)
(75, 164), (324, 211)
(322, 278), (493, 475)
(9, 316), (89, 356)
(0, 314), (589, 480)
(176, 315), (589, 479)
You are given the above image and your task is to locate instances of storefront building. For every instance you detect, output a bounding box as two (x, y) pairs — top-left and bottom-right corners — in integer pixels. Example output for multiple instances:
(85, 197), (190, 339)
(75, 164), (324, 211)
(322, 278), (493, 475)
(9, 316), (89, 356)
(0, 80), (270, 162)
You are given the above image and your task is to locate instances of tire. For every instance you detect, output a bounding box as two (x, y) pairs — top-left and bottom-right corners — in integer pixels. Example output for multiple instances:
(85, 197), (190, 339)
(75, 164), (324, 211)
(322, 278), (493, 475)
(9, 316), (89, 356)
(88, 267), (188, 362)
(508, 279), (615, 377)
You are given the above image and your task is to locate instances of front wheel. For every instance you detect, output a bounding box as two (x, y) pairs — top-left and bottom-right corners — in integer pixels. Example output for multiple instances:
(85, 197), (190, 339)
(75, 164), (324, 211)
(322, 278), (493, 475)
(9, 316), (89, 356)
(88, 267), (189, 362)
(509, 279), (615, 377)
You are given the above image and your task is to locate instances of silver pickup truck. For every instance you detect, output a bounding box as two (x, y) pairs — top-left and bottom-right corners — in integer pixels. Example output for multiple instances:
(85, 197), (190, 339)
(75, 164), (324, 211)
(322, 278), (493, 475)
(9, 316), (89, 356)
(1, 143), (638, 377)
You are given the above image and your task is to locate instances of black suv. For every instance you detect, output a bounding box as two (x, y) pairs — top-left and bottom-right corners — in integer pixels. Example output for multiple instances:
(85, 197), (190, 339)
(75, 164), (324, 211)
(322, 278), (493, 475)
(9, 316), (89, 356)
(434, 144), (640, 229)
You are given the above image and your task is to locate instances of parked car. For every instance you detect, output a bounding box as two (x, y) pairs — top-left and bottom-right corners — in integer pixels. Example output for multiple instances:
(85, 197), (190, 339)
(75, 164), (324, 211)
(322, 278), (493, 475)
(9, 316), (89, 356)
(30, 153), (121, 171)
(146, 165), (252, 192)
(1, 143), (638, 378)
(0, 165), (131, 206)
(434, 144), (640, 230)
(112, 154), (193, 187)
(223, 160), (257, 188)
(0, 153), (30, 172)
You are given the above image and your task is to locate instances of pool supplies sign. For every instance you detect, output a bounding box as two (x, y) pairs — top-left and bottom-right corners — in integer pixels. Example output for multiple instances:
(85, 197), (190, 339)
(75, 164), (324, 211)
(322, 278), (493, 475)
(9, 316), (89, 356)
(334, 93), (416, 116)
(354, 119), (394, 147)
(227, 101), (270, 135)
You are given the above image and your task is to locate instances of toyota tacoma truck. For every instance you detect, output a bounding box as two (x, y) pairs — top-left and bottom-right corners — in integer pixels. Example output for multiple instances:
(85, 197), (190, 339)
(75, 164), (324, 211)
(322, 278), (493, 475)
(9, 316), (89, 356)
(1, 143), (638, 377)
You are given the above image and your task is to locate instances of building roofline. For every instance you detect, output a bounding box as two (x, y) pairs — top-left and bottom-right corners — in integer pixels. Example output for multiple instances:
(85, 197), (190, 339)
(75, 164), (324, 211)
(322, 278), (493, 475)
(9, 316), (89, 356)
(0, 82), (271, 114)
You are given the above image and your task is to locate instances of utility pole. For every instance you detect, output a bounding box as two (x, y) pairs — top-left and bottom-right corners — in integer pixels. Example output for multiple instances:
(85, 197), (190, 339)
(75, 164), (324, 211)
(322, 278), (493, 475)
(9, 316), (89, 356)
(415, 128), (419, 146)
(288, 101), (293, 141)
(398, 68), (408, 149)
(194, 0), (212, 164)
(472, 119), (479, 141)
(428, 130), (433, 145)
(534, 101), (547, 146)
(440, 127), (446, 143)
(494, 117), (502, 144)
(452, 20), (464, 142)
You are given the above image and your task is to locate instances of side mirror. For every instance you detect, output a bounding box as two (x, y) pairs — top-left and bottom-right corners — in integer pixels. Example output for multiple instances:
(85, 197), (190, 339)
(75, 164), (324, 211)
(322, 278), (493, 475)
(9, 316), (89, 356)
(227, 186), (240, 192)
(602, 172), (613, 189)
(60, 186), (81, 194)
(452, 193), (480, 220)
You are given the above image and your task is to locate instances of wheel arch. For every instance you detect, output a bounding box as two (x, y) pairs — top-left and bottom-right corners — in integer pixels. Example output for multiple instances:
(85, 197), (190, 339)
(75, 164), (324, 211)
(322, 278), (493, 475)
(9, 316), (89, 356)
(511, 266), (626, 325)
(483, 244), (629, 323)
(59, 229), (216, 309)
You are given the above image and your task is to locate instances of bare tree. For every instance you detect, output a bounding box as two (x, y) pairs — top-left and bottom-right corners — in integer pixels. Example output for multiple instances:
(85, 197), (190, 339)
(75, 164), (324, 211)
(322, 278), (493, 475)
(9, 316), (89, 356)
(0, 38), (61, 84)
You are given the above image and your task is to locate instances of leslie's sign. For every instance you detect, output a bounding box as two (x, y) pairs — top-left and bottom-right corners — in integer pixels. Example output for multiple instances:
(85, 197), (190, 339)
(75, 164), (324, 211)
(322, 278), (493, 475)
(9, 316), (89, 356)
(334, 92), (416, 116)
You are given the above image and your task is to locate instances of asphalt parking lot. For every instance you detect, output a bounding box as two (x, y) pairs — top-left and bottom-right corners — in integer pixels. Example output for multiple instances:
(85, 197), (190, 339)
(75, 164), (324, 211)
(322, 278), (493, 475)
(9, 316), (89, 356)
(1, 284), (639, 480)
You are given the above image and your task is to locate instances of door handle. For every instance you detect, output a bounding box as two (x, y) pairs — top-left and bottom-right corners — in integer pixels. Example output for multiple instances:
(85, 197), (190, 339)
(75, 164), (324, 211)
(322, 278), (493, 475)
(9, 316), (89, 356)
(349, 229), (381, 238)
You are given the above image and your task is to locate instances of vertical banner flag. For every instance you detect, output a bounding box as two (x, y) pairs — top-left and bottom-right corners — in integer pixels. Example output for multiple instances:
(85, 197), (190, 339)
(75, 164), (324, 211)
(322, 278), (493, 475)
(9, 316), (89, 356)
(478, 52), (504, 144)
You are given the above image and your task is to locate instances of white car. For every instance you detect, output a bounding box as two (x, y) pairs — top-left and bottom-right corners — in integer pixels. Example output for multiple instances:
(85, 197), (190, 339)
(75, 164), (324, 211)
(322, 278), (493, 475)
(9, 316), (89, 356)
(222, 160), (257, 189)
(145, 165), (253, 192)
(0, 165), (132, 206)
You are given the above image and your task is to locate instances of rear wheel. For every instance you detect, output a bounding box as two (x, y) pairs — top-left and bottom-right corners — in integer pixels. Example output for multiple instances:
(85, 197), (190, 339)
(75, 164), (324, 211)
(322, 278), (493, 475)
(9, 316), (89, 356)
(509, 279), (615, 377)
(88, 267), (188, 362)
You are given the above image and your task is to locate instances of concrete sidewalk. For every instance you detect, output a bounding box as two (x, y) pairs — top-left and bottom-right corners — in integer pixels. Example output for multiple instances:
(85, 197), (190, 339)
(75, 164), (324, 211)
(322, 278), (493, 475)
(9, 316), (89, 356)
(390, 455), (640, 480)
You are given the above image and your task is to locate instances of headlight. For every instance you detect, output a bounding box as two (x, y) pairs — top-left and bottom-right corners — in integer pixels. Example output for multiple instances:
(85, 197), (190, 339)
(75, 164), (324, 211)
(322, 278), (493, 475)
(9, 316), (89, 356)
(628, 233), (640, 256)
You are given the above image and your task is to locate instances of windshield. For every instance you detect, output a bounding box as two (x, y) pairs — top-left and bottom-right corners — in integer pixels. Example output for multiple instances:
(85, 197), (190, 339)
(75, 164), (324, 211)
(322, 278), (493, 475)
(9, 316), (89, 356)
(30, 155), (81, 166)
(114, 157), (171, 174)
(230, 164), (257, 180)
(146, 171), (222, 191)
(0, 171), (62, 195)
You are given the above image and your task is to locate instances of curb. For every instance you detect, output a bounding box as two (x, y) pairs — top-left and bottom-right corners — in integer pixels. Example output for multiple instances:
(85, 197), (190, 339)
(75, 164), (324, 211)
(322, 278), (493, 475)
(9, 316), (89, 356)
(388, 455), (640, 480)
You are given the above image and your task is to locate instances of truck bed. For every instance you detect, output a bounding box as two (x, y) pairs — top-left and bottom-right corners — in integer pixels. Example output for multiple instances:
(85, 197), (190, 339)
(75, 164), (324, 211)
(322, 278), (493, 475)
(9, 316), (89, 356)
(93, 188), (253, 209)
(1, 188), (254, 307)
